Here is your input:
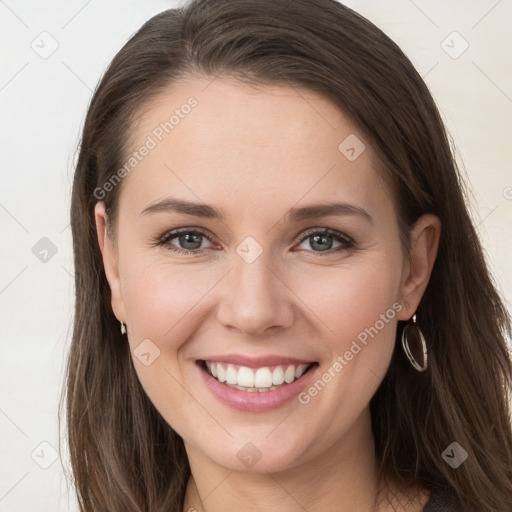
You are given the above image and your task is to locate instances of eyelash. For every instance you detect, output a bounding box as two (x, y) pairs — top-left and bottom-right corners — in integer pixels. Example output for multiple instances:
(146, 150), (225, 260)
(154, 227), (355, 256)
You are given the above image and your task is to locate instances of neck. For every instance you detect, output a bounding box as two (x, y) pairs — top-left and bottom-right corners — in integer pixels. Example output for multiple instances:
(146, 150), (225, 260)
(181, 408), (410, 512)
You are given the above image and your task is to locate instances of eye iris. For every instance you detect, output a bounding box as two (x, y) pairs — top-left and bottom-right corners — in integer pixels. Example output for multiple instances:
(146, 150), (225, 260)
(179, 232), (202, 250)
(310, 233), (333, 251)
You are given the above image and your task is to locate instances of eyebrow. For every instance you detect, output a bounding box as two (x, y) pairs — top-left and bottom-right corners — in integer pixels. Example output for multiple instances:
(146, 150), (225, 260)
(140, 197), (373, 224)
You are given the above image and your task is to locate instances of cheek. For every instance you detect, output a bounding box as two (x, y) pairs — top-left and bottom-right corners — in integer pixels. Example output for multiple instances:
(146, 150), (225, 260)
(289, 257), (402, 436)
(120, 259), (218, 436)
(122, 256), (218, 344)
(292, 255), (402, 362)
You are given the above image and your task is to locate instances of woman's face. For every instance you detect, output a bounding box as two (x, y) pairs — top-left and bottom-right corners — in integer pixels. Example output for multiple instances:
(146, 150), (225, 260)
(95, 76), (438, 474)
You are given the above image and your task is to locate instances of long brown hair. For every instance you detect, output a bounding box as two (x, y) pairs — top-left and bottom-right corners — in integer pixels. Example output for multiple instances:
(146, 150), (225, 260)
(62, 0), (512, 510)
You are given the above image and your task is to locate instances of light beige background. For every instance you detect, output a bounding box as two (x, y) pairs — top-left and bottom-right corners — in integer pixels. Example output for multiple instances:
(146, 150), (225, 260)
(0, 1), (510, 510)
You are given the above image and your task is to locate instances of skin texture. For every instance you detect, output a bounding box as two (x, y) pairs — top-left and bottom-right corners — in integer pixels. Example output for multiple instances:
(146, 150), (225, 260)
(95, 76), (441, 511)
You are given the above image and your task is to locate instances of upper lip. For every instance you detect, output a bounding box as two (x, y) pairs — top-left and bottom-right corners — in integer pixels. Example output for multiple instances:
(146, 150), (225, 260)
(199, 354), (316, 368)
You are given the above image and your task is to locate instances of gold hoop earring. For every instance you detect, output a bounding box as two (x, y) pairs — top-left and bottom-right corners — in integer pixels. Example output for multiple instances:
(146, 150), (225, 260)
(401, 314), (428, 372)
(120, 321), (126, 335)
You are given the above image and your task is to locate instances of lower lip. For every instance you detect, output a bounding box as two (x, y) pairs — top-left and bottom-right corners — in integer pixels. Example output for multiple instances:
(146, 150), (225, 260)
(197, 361), (319, 412)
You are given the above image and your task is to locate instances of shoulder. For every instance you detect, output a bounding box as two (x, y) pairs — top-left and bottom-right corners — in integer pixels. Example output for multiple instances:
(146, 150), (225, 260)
(422, 486), (465, 512)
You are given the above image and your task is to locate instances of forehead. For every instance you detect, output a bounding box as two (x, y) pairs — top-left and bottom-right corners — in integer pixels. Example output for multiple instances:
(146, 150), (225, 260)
(120, 76), (392, 221)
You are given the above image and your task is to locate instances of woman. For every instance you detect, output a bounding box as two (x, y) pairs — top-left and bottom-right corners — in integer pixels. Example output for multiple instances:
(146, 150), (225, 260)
(63, 0), (512, 510)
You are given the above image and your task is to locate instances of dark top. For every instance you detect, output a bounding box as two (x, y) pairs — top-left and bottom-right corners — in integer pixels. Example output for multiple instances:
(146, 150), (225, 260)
(423, 487), (465, 511)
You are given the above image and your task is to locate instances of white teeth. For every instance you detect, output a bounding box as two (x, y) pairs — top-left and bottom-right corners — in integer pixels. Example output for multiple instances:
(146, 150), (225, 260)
(284, 365), (296, 383)
(238, 366), (255, 387)
(204, 361), (312, 390)
(225, 364), (238, 385)
(216, 364), (226, 383)
(272, 366), (285, 385)
(254, 367), (273, 388)
(295, 364), (308, 378)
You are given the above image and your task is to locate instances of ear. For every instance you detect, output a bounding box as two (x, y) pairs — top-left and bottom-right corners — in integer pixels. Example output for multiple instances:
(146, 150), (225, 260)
(397, 213), (441, 320)
(94, 201), (126, 325)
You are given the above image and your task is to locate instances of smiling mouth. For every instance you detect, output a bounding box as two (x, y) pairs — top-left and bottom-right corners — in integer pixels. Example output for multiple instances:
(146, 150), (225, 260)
(198, 360), (318, 392)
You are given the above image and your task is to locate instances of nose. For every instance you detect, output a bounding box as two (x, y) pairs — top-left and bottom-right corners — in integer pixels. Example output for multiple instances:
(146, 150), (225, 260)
(216, 252), (295, 337)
